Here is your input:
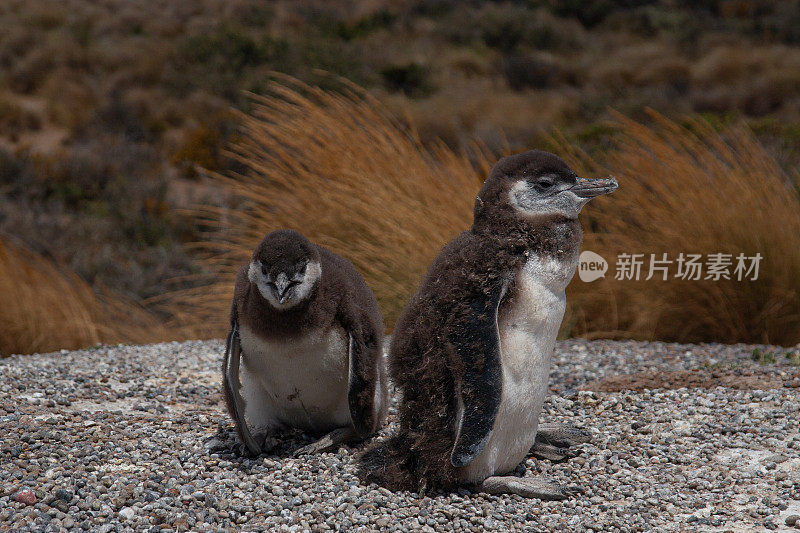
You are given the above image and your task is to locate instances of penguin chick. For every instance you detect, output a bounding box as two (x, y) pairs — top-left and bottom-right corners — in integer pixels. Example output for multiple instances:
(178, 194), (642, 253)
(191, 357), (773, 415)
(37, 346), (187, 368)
(222, 229), (387, 457)
(359, 150), (617, 498)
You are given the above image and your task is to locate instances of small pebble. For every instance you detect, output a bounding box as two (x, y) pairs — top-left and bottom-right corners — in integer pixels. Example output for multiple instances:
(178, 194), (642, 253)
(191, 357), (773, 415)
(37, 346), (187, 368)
(54, 488), (73, 502)
(13, 489), (36, 505)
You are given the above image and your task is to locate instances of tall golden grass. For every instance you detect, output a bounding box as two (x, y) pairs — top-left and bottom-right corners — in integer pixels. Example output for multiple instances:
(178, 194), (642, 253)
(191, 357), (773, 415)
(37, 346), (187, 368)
(0, 238), (172, 356)
(176, 79), (800, 346)
(558, 111), (800, 345)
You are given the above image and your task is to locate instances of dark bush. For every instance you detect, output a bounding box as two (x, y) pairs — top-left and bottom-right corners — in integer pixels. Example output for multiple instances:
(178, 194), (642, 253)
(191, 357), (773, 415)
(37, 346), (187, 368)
(0, 98), (42, 139)
(548, 0), (621, 27)
(635, 6), (703, 44)
(230, 2), (274, 28)
(10, 49), (54, 93)
(501, 54), (572, 90)
(381, 63), (435, 97)
(180, 25), (274, 71)
(762, 0), (800, 44)
(412, 0), (460, 18)
(86, 94), (153, 143)
(445, 4), (583, 53)
(167, 27), (290, 101)
(480, 5), (529, 52)
(0, 149), (32, 189)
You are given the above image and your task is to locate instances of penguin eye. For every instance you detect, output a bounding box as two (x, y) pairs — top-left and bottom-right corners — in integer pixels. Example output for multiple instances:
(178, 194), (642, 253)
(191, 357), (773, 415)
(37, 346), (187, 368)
(537, 175), (555, 189)
(261, 264), (268, 276)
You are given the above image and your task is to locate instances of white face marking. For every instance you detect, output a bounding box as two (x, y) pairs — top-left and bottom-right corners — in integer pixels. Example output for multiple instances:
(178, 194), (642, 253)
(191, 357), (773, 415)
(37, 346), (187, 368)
(247, 260), (322, 310)
(509, 180), (589, 219)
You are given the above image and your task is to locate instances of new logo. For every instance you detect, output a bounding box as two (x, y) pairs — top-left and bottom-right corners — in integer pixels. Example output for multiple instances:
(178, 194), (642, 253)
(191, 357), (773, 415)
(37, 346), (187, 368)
(578, 250), (608, 282)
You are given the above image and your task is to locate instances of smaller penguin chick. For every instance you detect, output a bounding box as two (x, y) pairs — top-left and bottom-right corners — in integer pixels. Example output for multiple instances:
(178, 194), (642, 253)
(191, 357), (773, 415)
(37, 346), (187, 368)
(223, 229), (387, 456)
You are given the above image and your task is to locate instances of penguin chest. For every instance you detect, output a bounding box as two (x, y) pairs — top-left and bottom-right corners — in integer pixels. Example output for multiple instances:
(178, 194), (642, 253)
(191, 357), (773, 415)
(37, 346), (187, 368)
(238, 324), (351, 433)
(461, 254), (571, 482)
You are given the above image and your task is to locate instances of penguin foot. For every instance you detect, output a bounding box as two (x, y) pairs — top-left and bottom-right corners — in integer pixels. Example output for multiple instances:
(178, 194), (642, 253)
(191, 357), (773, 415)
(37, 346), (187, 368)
(292, 427), (358, 457)
(479, 475), (571, 500)
(530, 423), (591, 462)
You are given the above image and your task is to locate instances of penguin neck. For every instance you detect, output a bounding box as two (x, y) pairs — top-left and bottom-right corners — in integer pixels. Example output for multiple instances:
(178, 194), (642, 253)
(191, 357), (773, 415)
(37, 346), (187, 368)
(243, 283), (324, 340)
(471, 210), (583, 262)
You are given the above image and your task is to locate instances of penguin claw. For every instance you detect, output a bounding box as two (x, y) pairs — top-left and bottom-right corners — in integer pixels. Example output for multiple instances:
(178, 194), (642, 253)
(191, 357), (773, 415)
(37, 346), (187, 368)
(529, 442), (578, 462)
(292, 427), (356, 457)
(530, 423), (590, 461)
(535, 423), (591, 447)
(292, 440), (329, 457)
(564, 484), (585, 497)
(480, 475), (570, 500)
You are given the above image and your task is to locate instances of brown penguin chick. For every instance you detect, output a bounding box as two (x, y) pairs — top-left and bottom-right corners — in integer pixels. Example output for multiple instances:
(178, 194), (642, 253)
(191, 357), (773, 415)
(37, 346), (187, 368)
(222, 229), (388, 456)
(359, 150), (617, 498)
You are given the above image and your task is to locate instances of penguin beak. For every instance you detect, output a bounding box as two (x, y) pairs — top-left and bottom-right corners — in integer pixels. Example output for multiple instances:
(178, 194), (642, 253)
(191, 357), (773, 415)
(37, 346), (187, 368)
(571, 176), (618, 198)
(275, 272), (291, 302)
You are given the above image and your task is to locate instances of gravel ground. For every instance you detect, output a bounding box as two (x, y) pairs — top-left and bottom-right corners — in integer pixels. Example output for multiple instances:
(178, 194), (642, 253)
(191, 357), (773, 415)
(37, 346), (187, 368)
(1, 339), (799, 532)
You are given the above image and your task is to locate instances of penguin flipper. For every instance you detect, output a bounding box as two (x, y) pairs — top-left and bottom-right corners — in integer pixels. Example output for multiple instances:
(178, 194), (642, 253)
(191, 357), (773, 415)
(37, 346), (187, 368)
(448, 279), (509, 468)
(345, 328), (382, 438)
(223, 319), (261, 455)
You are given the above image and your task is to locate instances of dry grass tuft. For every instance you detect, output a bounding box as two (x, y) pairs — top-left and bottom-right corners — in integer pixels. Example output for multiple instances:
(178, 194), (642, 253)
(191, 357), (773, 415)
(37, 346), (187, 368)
(0, 238), (172, 356)
(557, 111), (800, 345)
(167, 76), (490, 338)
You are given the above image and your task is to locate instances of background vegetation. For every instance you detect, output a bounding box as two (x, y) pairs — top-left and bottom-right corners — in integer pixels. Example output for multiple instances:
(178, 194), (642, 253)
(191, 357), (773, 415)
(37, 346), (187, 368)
(1, 0), (799, 354)
(168, 82), (800, 346)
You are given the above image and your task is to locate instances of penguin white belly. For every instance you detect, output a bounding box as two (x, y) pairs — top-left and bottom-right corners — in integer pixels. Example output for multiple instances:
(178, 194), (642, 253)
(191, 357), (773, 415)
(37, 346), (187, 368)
(238, 324), (351, 434)
(461, 254), (572, 483)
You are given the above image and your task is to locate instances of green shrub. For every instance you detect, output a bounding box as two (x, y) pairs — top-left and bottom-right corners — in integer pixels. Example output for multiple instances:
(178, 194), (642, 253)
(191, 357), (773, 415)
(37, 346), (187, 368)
(751, 348), (777, 365)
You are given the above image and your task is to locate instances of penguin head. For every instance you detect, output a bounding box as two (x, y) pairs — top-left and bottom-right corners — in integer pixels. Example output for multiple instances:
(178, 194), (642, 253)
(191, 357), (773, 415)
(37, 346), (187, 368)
(474, 150), (617, 224)
(248, 229), (322, 310)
